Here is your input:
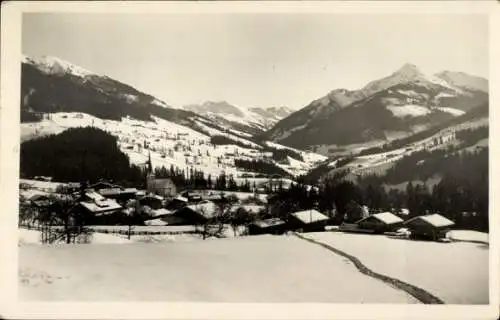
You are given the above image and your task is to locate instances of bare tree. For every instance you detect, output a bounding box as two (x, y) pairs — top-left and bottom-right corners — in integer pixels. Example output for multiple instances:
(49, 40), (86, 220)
(196, 201), (233, 240)
(37, 193), (92, 244)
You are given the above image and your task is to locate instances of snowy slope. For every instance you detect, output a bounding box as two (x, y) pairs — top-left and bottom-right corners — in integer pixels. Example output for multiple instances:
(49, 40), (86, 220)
(263, 63), (488, 150)
(21, 112), (323, 180)
(184, 101), (291, 134)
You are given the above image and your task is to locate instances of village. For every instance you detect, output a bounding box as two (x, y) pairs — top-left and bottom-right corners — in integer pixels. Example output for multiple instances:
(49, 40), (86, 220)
(18, 166), (473, 244)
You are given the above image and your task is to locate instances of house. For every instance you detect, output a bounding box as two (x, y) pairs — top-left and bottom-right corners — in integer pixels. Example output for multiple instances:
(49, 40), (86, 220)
(174, 200), (220, 224)
(356, 212), (404, 234)
(146, 174), (177, 198)
(288, 209), (330, 232)
(248, 217), (287, 235)
(88, 181), (138, 202)
(79, 191), (122, 216)
(404, 213), (455, 241)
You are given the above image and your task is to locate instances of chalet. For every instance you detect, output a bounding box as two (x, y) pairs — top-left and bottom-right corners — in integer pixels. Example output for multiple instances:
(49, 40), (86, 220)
(404, 213), (455, 241)
(79, 191), (122, 216)
(356, 212), (404, 234)
(88, 181), (138, 202)
(248, 217), (287, 235)
(288, 209), (330, 232)
(174, 200), (220, 224)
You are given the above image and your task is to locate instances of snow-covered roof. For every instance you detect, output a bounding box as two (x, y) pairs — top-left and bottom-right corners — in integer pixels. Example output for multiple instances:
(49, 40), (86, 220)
(80, 198), (122, 214)
(405, 214), (455, 228)
(291, 209), (329, 224)
(185, 201), (219, 219)
(85, 191), (106, 202)
(144, 218), (168, 226)
(151, 208), (173, 217)
(252, 217), (286, 228)
(19, 189), (50, 200)
(358, 212), (403, 225)
(174, 195), (188, 202)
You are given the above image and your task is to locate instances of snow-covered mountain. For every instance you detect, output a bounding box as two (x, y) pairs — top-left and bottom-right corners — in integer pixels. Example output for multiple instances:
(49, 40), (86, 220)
(261, 63), (488, 153)
(435, 71), (489, 92)
(183, 101), (292, 135)
(20, 55), (325, 180)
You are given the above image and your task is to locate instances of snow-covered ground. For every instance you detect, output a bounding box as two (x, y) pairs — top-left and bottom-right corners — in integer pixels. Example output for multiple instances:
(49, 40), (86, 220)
(304, 232), (489, 304)
(18, 234), (418, 302)
(446, 230), (489, 244)
(386, 105), (432, 118)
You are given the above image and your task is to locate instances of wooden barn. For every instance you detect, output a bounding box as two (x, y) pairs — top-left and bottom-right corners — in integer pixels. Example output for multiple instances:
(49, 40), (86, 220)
(404, 213), (455, 241)
(248, 218), (287, 235)
(356, 212), (404, 233)
(288, 209), (330, 232)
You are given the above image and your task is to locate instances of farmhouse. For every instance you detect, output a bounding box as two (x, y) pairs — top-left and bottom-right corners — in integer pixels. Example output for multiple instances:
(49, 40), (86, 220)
(288, 209), (330, 232)
(404, 213), (455, 241)
(356, 212), (403, 233)
(174, 200), (220, 224)
(79, 191), (122, 216)
(88, 181), (138, 202)
(248, 217), (287, 235)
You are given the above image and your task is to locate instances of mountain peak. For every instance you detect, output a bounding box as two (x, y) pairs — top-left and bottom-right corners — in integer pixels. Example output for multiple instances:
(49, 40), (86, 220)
(23, 54), (94, 78)
(393, 63), (422, 78)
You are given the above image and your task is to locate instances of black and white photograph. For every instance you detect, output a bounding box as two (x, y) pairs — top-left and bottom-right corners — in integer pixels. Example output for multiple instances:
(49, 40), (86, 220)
(1, 1), (499, 319)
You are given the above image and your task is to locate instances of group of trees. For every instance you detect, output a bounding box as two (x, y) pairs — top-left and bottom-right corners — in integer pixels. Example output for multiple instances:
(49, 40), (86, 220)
(234, 159), (290, 177)
(20, 127), (145, 188)
(269, 146), (489, 232)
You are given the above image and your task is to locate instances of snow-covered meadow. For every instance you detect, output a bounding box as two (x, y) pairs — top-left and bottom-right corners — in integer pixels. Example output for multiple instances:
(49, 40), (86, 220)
(303, 232), (489, 304)
(18, 233), (419, 303)
(18, 228), (488, 304)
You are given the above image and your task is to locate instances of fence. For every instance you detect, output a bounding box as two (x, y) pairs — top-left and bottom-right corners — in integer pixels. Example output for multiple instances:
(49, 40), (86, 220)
(20, 224), (199, 236)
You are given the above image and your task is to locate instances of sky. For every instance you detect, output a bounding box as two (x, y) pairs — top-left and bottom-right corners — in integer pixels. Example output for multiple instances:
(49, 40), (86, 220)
(22, 13), (488, 110)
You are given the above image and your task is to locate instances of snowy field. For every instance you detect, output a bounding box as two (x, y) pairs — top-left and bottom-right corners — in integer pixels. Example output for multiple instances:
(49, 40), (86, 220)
(19, 234), (418, 303)
(304, 232), (489, 304)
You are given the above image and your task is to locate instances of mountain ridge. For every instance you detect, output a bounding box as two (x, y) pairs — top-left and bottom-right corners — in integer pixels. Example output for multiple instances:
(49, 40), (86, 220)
(261, 63), (488, 152)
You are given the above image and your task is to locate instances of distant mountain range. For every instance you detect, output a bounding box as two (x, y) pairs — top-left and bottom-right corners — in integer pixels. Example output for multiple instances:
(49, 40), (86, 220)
(20, 55), (489, 184)
(260, 63), (488, 151)
(183, 101), (293, 135)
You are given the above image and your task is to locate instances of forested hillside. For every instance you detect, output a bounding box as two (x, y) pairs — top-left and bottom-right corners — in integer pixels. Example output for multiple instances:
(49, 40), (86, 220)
(20, 127), (144, 187)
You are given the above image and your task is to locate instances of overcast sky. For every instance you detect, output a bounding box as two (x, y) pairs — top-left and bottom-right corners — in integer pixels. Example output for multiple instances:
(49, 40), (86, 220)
(22, 13), (488, 110)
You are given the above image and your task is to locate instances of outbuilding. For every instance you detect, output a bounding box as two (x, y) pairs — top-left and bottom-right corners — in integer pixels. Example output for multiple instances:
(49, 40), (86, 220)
(288, 209), (330, 232)
(404, 213), (455, 241)
(248, 217), (287, 235)
(356, 212), (404, 233)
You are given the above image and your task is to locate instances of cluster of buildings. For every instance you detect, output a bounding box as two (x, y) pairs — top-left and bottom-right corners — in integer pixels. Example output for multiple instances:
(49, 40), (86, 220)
(340, 211), (455, 241)
(19, 175), (456, 242)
